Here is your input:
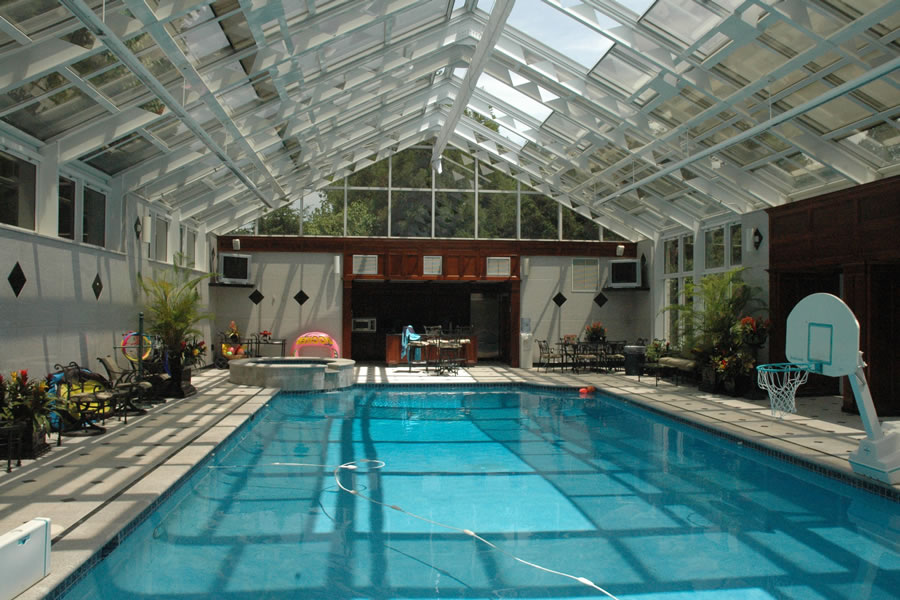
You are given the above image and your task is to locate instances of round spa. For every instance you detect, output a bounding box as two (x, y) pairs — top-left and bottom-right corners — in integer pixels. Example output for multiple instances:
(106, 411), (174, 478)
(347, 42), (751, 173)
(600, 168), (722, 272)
(228, 356), (355, 391)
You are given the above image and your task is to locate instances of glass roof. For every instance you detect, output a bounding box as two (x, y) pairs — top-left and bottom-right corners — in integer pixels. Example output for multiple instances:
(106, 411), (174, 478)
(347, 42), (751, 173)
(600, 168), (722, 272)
(0, 0), (896, 240)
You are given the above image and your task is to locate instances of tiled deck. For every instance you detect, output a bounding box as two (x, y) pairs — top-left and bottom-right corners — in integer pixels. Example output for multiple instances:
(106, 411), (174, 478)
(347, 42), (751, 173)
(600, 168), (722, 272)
(2, 364), (897, 599)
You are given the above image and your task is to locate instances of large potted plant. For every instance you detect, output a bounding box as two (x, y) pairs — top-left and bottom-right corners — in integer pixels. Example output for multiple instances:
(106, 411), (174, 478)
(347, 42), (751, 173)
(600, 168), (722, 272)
(665, 268), (766, 392)
(139, 261), (212, 398)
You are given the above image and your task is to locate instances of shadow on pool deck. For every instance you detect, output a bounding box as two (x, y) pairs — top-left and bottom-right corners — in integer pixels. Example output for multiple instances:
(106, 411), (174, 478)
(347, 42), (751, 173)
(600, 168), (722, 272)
(1, 364), (897, 599)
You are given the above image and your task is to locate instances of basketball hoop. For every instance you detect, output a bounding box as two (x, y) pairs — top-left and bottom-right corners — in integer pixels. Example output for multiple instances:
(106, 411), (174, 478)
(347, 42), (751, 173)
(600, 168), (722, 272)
(756, 363), (813, 418)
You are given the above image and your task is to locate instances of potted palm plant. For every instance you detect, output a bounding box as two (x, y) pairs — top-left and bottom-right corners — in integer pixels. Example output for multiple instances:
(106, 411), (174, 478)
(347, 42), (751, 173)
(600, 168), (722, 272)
(139, 261), (212, 398)
(664, 267), (766, 392)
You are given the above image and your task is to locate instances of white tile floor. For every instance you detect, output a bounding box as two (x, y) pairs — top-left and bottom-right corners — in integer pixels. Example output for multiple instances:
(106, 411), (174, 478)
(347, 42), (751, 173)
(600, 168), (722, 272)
(2, 364), (897, 599)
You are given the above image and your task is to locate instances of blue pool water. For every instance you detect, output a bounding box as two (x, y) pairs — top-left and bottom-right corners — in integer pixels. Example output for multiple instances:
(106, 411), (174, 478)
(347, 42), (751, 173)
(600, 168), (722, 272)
(61, 386), (900, 599)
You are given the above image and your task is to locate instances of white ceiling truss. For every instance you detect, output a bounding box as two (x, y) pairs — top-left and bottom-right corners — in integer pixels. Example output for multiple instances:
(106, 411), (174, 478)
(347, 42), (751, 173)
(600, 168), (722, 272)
(0, 0), (897, 239)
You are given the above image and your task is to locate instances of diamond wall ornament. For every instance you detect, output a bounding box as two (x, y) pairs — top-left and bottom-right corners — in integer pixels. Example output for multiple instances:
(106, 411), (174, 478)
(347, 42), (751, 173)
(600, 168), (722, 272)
(8, 262), (26, 297)
(553, 292), (567, 307)
(594, 292), (608, 308)
(92, 273), (103, 300)
(134, 217), (142, 239)
(249, 289), (264, 304)
(293, 290), (309, 305)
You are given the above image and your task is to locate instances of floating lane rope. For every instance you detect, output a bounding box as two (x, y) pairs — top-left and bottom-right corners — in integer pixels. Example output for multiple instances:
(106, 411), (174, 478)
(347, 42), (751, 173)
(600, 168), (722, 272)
(333, 459), (621, 600)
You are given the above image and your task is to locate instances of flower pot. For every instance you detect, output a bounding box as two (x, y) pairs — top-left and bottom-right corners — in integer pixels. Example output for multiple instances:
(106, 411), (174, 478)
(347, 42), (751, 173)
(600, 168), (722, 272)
(18, 425), (49, 459)
(699, 365), (721, 393)
(724, 375), (752, 397)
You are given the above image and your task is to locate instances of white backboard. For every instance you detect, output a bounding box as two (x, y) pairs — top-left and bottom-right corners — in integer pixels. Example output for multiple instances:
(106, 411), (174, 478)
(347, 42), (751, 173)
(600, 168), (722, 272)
(785, 293), (859, 377)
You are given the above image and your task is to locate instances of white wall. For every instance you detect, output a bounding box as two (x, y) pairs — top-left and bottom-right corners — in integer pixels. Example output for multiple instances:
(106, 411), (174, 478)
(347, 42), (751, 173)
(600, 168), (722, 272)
(520, 254), (652, 345)
(0, 224), (214, 377)
(210, 252), (343, 357)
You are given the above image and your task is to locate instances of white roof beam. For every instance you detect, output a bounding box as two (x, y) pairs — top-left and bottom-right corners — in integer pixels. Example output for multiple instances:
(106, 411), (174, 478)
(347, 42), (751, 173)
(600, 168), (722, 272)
(593, 54), (900, 208)
(788, 132), (878, 185)
(431, 0), (514, 169)
(58, 0), (276, 209)
(122, 0), (286, 202)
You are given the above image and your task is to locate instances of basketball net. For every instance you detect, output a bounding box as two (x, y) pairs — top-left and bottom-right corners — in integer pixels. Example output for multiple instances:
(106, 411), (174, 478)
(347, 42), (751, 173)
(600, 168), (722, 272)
(756, 363), (811, 418)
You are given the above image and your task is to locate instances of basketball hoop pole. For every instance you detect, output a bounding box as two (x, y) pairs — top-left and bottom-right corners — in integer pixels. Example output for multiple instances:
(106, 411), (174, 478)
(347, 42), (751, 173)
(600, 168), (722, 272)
(847, 351), (900, 484)
(847, 352), (883, 441)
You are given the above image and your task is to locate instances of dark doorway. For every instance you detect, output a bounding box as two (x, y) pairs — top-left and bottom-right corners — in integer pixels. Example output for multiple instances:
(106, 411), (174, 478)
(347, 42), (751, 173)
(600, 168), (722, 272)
(350, 281), (511, 363)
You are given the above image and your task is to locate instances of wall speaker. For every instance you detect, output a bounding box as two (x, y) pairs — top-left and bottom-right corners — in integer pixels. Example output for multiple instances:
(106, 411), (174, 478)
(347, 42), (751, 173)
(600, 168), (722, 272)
(232, 238), (241, 251)
(615, 244), (625, 257)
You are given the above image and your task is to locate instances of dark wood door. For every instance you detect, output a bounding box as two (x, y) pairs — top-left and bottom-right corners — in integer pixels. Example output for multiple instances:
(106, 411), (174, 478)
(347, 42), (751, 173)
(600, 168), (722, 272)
(867, 264), (900, 415)
(770, 270), (841, 396)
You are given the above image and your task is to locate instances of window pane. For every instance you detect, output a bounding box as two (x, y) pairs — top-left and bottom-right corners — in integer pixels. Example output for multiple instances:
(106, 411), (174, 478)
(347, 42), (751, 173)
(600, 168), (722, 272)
(153, 216), (167, 260)
(390, 190), (429, 237)
(477, 160), (518, 190)
(478, 192), (516, 239)
(602, 227), (627, 242)
(704, 227), (725, 269)
(562, 208), (598, 241)
(435, 148), (474, 190)
(303, 189), (344, 235)
(666, 278), (680, 343)
(664, 238), (678, 274)
(257, 204), (300, 235)
(520, 194), (557, 240)
(348, 189), (388, 236)
(0, 151), (36, 230)
(390, 148), (431, 188)
(435, 191), (474, 238)
(180, 227), (196, 268)
(58, 176), (75, 240)
(83, 187), (105, 247)
(730, 224), (742, 266)
(684, 235), (694, 271)
(348, 157), (387, 187)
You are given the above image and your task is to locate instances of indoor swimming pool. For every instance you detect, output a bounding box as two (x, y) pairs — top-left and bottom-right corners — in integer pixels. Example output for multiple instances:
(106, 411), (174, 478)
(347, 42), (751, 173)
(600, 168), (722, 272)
(59, 385), (900, 599)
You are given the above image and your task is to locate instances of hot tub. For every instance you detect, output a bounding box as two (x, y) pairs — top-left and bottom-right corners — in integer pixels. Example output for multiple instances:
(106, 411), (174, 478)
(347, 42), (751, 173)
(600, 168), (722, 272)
(228, 356), (355, 391)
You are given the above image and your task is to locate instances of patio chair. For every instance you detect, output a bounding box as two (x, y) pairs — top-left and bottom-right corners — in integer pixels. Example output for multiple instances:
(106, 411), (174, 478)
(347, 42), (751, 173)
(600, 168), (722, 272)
(97, 356), (153, 420)
(51, 362), (116, 444)
(574, 341), (601, 373)
(537, 340), (563, 371)
(101, 355), (170, 404)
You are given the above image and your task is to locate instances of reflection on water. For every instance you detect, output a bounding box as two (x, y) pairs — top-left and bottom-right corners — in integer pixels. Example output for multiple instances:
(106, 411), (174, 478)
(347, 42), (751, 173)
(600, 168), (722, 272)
(62, 387), (900, 599)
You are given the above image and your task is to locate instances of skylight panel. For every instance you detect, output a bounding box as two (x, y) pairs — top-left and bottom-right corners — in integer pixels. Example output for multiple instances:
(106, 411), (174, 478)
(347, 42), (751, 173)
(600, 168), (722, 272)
(644, 0), (724, 46)
(475, 73), (552, 123)
(506, 1), (612, 70)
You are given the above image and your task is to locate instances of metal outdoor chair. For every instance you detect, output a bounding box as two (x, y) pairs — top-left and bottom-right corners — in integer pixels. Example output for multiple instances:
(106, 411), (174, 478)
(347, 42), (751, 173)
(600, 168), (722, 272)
(537, 340), (563, 371)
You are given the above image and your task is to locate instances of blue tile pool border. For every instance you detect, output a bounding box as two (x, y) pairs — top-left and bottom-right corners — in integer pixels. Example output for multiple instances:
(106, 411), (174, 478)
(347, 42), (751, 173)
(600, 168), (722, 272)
(44, 381), (899, 599)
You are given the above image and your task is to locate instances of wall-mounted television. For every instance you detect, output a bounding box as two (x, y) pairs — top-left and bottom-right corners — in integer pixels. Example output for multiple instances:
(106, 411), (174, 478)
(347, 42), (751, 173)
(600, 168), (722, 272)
(219, 253), (252, 285)
(608, 259), (642, 289)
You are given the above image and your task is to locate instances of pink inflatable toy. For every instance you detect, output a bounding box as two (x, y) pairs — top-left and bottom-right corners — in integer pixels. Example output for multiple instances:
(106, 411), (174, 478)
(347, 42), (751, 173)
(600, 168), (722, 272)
(292, 331), (340, 358)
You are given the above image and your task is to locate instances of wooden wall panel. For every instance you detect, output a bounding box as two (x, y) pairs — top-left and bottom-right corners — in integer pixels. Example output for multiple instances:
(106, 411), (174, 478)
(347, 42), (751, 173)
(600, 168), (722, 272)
(768, 175), (900, 415)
